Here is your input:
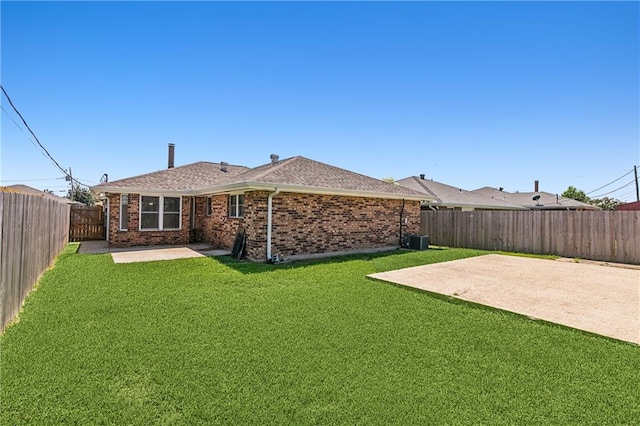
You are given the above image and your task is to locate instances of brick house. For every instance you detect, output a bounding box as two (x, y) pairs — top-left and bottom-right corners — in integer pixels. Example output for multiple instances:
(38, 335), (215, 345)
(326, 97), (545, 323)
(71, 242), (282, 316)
(615, 201), (640, 211)
(92, 155), (432, 261)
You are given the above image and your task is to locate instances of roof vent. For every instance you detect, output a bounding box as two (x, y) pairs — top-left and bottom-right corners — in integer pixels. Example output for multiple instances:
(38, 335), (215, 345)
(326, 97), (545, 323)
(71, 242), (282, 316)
(220, 161), (228, 172)
(419, 174), (425, 180)
(270, 154), (279, 164)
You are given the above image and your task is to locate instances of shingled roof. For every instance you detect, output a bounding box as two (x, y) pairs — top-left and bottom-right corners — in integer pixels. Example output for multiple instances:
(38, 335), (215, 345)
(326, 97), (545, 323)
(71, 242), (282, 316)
(3, 184), (79, 205)
(93, 162), (250, 193)
(93, 156), (432, 201)
(397, 176), (527, 210)
(473, 187), (600, 210)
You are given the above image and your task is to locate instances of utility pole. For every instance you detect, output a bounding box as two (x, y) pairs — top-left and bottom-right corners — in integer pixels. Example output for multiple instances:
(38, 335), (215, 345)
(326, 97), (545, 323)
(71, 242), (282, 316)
(635, 165), (639, 202)
(65, 168), (74, 201)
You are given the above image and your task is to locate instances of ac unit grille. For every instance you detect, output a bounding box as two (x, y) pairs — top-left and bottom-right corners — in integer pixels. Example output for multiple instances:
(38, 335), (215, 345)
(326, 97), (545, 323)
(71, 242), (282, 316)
(407, 235), (429, 250)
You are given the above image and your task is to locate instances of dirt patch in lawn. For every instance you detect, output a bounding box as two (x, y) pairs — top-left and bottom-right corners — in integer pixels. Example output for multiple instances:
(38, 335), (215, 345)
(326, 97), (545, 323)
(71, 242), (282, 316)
(369, 254), (639, 344)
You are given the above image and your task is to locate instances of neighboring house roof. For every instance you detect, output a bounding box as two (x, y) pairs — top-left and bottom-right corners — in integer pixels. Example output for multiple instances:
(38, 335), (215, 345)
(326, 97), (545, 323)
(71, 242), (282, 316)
(396, 176), (528, 210)
(615, 200), (640, 211)
(93, 156), (433, 202)
(473, 187), (600, 210)
(2, 184), (79, 205)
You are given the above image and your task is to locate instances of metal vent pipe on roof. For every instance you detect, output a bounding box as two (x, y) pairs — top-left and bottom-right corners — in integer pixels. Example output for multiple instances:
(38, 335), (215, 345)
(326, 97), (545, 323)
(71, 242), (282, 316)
(168, 143), (175, 169)
(270, 154), (279, 164)
(220, 162), (228, 172)
(420, 174), (425, 180)
(534, 180), (539, 192)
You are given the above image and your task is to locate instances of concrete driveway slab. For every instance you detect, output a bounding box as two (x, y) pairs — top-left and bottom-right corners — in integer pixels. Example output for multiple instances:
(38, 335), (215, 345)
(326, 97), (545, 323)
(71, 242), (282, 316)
(369, 254), (639, 344)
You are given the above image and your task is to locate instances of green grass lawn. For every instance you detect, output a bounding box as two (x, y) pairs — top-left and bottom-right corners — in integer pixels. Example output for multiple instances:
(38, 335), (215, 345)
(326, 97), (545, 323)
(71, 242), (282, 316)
(1, 245), (638, 425)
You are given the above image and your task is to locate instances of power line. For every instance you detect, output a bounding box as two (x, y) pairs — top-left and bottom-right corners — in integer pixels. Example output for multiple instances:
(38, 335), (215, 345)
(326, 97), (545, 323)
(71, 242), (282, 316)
(1, 105), (24, 131)
(585, 168), (636, 195)
(615, 191), (635, 200)
(1, 105), (53, 163)
(0, 177), (65, 183)
(1, 85), (89, 188)
(590, 179), (636, 198)
(75, 178), (99, 184)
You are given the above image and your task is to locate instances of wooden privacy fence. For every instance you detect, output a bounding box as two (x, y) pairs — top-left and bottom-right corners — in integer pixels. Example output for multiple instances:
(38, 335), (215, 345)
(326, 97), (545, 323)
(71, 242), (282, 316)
(421, 210), (640, 265)
(69, 206), (105, 241)
(0, 192), (70, 332)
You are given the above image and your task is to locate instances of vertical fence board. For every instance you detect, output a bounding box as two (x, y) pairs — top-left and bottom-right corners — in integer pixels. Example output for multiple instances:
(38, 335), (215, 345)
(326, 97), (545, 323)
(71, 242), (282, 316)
(0, 192), (70, 332)
(421, 209), (639, 264)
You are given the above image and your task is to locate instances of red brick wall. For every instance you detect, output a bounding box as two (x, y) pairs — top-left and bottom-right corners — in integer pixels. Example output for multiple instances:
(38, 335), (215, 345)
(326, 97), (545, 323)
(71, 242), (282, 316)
(107, 193), (190, 247)
(243, 192), (420, 261)
(198, 195), (245, 249)
(106, 191), (420, 259)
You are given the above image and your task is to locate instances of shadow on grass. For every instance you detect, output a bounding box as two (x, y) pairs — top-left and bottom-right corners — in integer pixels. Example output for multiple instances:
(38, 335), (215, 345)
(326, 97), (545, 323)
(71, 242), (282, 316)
(215, 246), (478, 275)
(215, 248), (412, 274)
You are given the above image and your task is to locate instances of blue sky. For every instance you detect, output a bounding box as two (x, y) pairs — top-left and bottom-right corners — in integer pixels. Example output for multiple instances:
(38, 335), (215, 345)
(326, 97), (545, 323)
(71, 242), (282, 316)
(2, 1), (638, 201)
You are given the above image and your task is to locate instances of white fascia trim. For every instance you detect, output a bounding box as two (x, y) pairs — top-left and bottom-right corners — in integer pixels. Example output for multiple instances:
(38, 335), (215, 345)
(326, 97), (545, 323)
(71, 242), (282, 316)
(192, 182), (434, 202)
(93, 186), (188, 197)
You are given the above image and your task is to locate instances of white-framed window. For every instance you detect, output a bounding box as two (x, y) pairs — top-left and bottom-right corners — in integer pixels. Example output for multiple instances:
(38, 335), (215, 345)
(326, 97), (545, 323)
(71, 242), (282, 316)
(120, 194), (128, 231)
(140, 195), (182, 230)
(206, 197), (212, 216)
(228, 194), (244, 218)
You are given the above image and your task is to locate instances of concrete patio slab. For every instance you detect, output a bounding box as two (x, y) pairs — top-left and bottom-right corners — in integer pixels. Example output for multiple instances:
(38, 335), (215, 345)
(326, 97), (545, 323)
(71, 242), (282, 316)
(111, 247), (205, 263)
(368, 254), (640, 344)
(77, 241), (231, 261)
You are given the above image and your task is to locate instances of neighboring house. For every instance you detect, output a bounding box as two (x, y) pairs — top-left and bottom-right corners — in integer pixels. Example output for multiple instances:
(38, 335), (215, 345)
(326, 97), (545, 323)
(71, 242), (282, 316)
(473, 187), (600, 210)
(397, 175), (527, 211)
(3, 184), (80, 205)
(92, 155), (432, 262)
(615, 201), (640, 211)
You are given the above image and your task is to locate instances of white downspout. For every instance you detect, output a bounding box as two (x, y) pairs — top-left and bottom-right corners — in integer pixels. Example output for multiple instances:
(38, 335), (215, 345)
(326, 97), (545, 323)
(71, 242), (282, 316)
(266, 188), (281, 261)
(104, 196), (110, 242)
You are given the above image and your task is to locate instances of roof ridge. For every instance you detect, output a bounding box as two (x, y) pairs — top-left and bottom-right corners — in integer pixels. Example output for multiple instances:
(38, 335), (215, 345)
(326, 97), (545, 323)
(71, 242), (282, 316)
(198, 161), (248, 168)
(96, 161), (206, 185)
(95, 161), (250, 187)
(243, 156), (300, 181)
(412, 176), (440, 200)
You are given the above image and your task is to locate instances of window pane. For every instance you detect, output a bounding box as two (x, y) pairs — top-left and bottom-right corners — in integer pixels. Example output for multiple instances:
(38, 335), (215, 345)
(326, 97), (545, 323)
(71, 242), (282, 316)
(141, 212), (159, 229)
(238, 195), (244, 217)
(120, 195), (128, 230)
(229, 195), (236, 217)
(163, 213), (180, 229)
(141, 196), (159, 212)
(206, 197), (212, 216)
(164, 197), (180, 213)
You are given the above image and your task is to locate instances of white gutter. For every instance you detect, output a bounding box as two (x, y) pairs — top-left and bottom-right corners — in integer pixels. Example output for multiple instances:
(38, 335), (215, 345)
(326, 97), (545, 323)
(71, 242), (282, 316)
(195, 183), (431, 202)
(266, 187), (281, 261)
(93, 182), (433, 203)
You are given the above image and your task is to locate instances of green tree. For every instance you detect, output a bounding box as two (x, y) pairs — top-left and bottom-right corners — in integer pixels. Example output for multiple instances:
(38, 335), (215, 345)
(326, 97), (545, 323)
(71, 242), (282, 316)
(67, 186), (96, 205)
(561, 186), (591, 203)
(590, 197), (623, 211)
(381, 177), (397, 185)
